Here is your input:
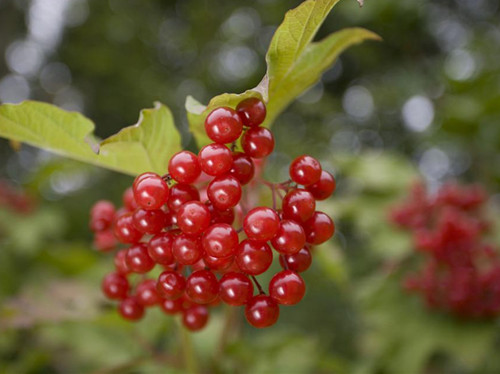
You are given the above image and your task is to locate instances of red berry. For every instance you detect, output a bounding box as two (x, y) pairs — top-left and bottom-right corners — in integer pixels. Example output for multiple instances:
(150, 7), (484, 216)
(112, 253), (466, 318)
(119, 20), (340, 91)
(229, 152), (255, 185)
(136, 279), (160, 307)
(156, 270), (186, 300)
(207, 175), (242, 211)
(172, 233), (203, 265)
(280, 247), (312, 273)
(236, 97), (266, 127)
(114, 249), (130, 275)
(245, 295), (279, 328)
(243, 207), (280, 242)
(177, 201), (211, 236)
(289, 155), (322, 186)
(198, 143), (233, 176)
(202, 223), (239, 258)
(123, 187), (138, 211)
(204, 107), (243, 144)
(125, 243), (155, 273)
(206, 201), (235, 225)
(182, 305), (209, 331)
(282, 189), (316, 223)
(167, 184), (200, 212)
(102, 272), (129, 300)
(269, 270), (305, 305)
(114, 213), (143, 243)
(303, 212), (335, 244)
(147, 232), (175, 265)
(160, 298), (184, 315)
(168, 151), (201, 184)
(185, 269), (219, 304)
(241, 127), (274, 159)
(306, 171), (336, 200)
(90, 200), (115, 232)
(219, 272), (254, 306)
(118, 297), (144, 321)
(203, 253), (234, 272)
(133, 172), (169, 210)
(132, 208), (167, 234)
(270, 219), (306, 255)
(235, 239), (273, 275)
(93, 229), (118, 252)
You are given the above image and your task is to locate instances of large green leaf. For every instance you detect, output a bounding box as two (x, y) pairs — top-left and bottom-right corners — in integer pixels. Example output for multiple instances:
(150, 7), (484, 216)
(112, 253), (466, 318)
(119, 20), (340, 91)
(186, 0), (380, 147)
(0, 101), (181, 176)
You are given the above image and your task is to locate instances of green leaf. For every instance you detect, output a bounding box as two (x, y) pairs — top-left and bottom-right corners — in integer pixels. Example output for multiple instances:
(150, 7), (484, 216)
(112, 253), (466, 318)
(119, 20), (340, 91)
(186, 0), (380, 147)
(0, 101), (181, 176)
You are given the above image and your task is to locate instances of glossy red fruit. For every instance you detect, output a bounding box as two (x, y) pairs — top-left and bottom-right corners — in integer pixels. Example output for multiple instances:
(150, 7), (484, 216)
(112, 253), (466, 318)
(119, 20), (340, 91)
(147, 232), (175, 265)
(132, 208), (167, 234)
(289, 155), (322, 186)
(271, 219), (306, 255)
(133, 172), (169, 210)
(93, 229), (118, 252)
(114, 249), (130, 275)
(118, 297), (144, 321)
(241, 127), (274, 159)
(172, 233), (203, 265)
(204, 107), (243, 144)
(206, 201), (235, 225)
(269, 270), (305, 305)
(280, 247), (312, 273)
(168, 151), (201, 184)
(229, 152), (255, 185)
(245, 295), (279, 328)
(156, 271), (186, 300)
(282, 189), (316, 223)
(185, 270), (219, 304)
(136, 279), (160, 307)
(198, 143), (233, 176)
(125, 243), (155, 273)
(203, 253), (234, 272)
(207, 175), (242, 211)
(182, 305), (209, 331)
(219, 272), (254, 306)
(202, 223), (239, 258)
(176, 201), (211, 236)
(114, 213), (143, 243)
(160, 298), (184, 315)
(303, 211), (335, 244)
(90, 200), (115, 231)
(306, 171), (336, 200)
(235, 239), (273, 275)
(123, 187), (138, 211)
(167, 184), (200, 212)
(243, 207), (280, 242)
(236, 97), (266, 127)
(101, 272), (129, 300)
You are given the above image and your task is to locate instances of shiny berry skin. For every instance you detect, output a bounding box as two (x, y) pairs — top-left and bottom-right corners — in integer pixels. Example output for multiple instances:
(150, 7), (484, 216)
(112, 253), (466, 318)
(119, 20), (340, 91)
(282, 189), (316, 223)
(93, 229), (117, 252)
(132, 208), (167, 234)
(118, 297), (144, 321)
(241, 127), (274, 159)
(243, 207), (280, 242)
(125, 243), (155, 273)
(306, 171), (336, 200)
(114, 213), (143, 243)
(236, 97), (266, 127)
(114, 249), (130, 275)
(168, 151), (201, 184)
(185, 270), (219, 304)
(182, 305), (209, 331)
(198, 143), (233, 176)
(203, 253), (234, 272)
(101, 272), (129, 300)
(136, 279), (160, 307)
(90, 200), (115, 232)
(280, 247), (312, 273)
(245, 295), (279, 328)
(160, 298), (184, 315)
(133, 172), (169, 210)
(235, 239), (273, 275)
(219, 272), (254, 306)
(172, 233), (203, 265)
(269, 270), (305, 305)
(204, 107), (243, 144)
(167, 184), (200, 212)
(271, 219), (306, 255)
(207, 175), (242, 211)
(147, 232), (175, 265)
(156, 271), (186, 300)
(289, 155), (322, 186)
(229, 152), (255, 185)
(202, 223), (239, 258)
(206, 202), (235, 225)
(303, 211), (335, 245)
(123, 187), (138, 211)
(177, 201), (211, 236)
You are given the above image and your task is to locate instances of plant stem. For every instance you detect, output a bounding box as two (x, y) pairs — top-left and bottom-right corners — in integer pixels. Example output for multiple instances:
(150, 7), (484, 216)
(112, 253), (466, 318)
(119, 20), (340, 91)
(178, 319), (199, 374)
(251, 275), (265, 295)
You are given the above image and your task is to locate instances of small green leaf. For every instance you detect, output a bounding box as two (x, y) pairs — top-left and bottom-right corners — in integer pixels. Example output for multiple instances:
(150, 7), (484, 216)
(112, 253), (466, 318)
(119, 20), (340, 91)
(0, 101), (181, 176)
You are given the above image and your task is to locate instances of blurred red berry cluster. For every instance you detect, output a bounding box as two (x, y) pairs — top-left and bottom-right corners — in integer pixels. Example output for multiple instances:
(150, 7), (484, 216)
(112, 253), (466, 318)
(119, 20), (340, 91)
(0, 180), (36, 214)
(390, 182), (500, 318)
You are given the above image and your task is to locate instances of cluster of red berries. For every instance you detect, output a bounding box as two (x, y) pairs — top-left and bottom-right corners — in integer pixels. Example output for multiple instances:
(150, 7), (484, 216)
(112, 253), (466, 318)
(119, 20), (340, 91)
(89, 97), (336, 330)
(391, 182), (500, 318)
(0, 179), (36, 214)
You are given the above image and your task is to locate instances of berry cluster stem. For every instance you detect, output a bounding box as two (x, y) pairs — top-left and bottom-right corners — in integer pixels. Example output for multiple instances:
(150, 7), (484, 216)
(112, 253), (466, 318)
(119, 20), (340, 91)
(251, 275), (265, 295)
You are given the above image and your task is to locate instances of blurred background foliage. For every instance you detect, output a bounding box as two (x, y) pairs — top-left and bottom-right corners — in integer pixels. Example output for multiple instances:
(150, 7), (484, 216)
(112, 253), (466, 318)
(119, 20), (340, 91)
(0, 0), (500, 373)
